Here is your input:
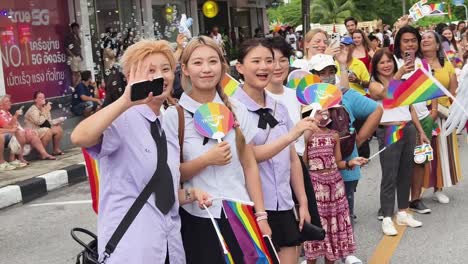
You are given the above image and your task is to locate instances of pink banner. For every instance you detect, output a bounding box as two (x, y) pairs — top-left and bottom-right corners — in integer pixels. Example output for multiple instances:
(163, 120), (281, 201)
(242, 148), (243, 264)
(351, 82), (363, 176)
(0, 0), (71, 103)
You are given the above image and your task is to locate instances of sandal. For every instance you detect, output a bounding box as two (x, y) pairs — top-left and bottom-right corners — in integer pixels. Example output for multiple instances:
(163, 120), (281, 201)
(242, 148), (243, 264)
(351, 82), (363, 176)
(52, 151), (65, 156)
(41, 156), (57, 160)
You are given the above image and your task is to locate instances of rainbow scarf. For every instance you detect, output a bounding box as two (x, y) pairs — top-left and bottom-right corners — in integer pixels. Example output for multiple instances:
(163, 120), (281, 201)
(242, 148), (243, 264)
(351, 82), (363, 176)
(221, 73), (240, 96)
(383, 68), (448, 108)
(222, 200), (275, 264)
(82, 149), (99, 214)
(384, 123), (406, 146)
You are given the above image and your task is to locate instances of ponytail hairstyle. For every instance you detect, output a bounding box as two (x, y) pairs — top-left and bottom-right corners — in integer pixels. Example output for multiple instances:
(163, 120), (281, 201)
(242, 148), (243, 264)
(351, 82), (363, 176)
(180, 36), (246, 157)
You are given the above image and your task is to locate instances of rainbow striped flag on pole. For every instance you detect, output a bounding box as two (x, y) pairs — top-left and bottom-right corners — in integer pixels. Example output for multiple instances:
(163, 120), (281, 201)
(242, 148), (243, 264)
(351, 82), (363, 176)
(222, 200), (276, 264)
(82, 149), (100, 214)
(383, 68), (449, 109)
(221, 73), (240, 96)
(385, 123), (406, 146)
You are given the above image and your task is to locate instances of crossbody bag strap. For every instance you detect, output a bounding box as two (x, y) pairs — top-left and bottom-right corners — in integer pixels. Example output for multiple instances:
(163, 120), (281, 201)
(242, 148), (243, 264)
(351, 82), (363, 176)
(175, 104), (185, 163)
(102, 171), (159, 263)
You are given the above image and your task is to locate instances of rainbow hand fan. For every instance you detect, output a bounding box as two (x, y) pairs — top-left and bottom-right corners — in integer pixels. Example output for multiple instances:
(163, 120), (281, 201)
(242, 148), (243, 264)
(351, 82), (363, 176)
(287, 70), (311, 90)
(296, 74), (321, 104)
(303, 83), (342, 117)
(194, 102), (234, 142)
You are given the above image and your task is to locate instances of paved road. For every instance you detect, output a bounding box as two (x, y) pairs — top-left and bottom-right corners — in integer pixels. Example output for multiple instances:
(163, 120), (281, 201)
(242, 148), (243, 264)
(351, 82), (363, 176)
(1, 137), (467, 264)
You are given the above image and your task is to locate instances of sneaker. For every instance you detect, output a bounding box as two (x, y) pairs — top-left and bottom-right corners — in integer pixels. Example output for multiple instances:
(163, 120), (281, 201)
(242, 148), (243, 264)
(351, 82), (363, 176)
(0, 162), (16, 171)
(382, 217), (398, 236)
(344, 255), (363, 264)
(433, 191), (450, 204)
(396, 211), (422, 227)
(409, 199), (431, 214)
(9, 159), (28, 168)
(377, 208), (384, 221)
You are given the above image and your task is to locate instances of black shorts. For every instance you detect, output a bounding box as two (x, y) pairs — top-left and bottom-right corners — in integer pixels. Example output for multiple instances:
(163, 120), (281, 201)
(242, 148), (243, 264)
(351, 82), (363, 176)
(180, 208), (245, 264)
(266, 209), (301, 250)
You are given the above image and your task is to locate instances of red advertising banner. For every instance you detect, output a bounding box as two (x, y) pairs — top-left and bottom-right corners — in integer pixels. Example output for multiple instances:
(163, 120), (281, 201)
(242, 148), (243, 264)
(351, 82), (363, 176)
(0, 0), (71, 103)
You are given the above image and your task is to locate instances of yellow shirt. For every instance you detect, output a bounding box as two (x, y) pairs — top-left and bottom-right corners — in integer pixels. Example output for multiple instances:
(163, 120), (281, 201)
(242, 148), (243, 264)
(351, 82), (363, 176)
(337, 58), (370, 95)
(433, 60), (455, 107)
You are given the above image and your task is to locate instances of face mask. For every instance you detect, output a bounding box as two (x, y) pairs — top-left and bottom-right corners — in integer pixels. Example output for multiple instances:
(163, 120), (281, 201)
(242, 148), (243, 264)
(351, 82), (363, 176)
(317, 111), (332, 127)
(320, 75), (336, 85)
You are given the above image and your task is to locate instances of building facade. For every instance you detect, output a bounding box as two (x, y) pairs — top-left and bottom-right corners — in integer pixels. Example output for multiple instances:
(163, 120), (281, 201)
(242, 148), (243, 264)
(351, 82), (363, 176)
(0, 0), (271, 103)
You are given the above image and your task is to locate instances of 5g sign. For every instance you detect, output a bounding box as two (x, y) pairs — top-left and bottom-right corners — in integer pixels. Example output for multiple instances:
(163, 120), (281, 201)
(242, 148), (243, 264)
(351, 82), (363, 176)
(9, 9), (49, 26)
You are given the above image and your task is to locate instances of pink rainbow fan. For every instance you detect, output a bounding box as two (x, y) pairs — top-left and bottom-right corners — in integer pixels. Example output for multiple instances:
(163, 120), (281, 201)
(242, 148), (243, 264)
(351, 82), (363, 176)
(287, 69), (311, 90)
(194, 103), (234, 142)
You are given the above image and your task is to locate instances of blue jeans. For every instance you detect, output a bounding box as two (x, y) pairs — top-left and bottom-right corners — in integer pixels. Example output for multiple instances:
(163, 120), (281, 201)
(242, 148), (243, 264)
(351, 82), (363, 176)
(72, 101), (97, 116)
(344, 180), (359, 226)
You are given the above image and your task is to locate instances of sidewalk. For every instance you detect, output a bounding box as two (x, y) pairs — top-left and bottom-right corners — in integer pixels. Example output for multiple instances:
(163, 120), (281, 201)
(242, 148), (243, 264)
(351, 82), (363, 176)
(0, 147), (88, 209)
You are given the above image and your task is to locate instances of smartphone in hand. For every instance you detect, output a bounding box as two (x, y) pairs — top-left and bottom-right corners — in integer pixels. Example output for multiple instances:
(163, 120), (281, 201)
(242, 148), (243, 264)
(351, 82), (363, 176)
(130, 77), (164, 101)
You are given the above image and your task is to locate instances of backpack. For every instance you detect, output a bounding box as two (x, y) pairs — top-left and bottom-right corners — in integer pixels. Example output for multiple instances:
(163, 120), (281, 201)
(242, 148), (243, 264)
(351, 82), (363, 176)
(326, 106), (356, 158)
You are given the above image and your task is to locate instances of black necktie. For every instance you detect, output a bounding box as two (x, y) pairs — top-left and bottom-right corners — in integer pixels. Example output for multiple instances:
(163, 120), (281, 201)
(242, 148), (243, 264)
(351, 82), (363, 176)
(254, 108), (279, 129)
(150, 119), (175, 215)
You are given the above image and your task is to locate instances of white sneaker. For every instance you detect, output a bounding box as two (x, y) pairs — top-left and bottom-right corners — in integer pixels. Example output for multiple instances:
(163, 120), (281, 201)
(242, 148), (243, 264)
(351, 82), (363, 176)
(433, 191), (450, 204)
(396, 211), (422, 227)
(9, 159), (27, 168)
(0, 162), (16, 171)
(344, 255), (363, 264)
(382, 217), (398, 236)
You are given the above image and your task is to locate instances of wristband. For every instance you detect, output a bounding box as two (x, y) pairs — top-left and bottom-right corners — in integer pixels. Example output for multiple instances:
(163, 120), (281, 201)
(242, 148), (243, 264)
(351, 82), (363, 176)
(255, 211), (267, 217)
(345, 160), (351, 170)
(256, 215), (268, 222)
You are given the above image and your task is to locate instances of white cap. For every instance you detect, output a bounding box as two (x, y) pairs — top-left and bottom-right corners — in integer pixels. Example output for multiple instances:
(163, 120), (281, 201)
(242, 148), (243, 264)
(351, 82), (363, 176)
(308, 54), (336, 72)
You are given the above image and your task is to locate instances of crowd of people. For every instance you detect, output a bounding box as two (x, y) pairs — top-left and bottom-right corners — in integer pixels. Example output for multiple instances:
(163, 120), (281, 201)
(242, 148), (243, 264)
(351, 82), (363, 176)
(0, 13), (460, 264)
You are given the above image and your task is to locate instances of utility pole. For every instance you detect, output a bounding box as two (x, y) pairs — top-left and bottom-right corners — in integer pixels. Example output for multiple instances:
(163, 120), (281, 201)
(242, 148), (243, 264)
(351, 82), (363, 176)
(402, 0), (406, 16)
(302, 0), (311, 33)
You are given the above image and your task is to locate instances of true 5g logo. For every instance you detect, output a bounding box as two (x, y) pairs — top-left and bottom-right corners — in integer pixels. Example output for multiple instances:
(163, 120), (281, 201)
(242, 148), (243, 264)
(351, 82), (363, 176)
(9, 9), (49, 26)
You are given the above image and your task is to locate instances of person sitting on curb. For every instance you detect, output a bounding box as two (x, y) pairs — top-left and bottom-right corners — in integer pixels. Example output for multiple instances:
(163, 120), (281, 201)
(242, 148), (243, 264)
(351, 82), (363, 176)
(24, 91), (65, 156)
(71, 71), (102, 117)
(0, 95), (56, 163)
(0, 130), (16, 171)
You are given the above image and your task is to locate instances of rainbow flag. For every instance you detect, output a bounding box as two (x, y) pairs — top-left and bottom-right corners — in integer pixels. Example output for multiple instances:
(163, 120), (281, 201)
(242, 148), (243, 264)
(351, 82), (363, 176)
(445, 50), (463, 68)
(383, 68), (448, 109)
(429, 3), (444, 13)
(221, 73), (240, 96)
(82, 149), (100, 214)
(203, 204), (235, 263)
(385, 123), (406, 146)
(222, 200), (275, 264)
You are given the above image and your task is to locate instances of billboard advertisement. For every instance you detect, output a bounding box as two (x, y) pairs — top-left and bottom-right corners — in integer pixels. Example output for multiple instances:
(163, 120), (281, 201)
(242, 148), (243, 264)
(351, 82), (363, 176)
(0, 0), (70, 103)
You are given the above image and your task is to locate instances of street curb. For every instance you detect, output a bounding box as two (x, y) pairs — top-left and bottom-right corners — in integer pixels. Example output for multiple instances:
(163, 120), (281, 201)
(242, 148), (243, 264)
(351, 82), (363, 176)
(0, 164), (88, 209)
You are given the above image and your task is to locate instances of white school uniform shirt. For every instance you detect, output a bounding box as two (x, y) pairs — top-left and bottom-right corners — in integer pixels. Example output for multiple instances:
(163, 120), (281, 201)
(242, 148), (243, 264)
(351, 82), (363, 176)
(266, 86), (305, 155)
(164, 92), (259, 218)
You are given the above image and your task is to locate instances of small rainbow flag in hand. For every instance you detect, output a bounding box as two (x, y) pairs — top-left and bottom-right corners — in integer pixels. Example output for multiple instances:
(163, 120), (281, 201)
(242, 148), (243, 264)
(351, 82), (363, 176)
(221, 73), (240, 96)
(222, 200), (276, 264)
(385, 123), (406, 146)
(82, 149), (100, 214)
(383, 68), (448, 109)
(445, 50), (463, 68)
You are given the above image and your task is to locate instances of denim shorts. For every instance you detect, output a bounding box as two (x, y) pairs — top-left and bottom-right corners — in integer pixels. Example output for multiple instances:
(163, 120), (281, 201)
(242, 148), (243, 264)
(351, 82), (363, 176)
(3, 133), (12, 148)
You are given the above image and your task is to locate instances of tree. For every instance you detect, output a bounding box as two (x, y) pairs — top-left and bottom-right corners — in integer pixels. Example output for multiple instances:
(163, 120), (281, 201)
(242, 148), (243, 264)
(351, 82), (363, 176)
(266, 0), (303, 27)
(310, 0), (360, 24)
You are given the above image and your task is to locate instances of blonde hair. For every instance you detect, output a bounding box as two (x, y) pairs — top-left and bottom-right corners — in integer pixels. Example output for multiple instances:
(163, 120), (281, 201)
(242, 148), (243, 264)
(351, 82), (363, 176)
(180, 36), (246, 157)
(304, 28), (328, 58)
(120, 39), (176, 78)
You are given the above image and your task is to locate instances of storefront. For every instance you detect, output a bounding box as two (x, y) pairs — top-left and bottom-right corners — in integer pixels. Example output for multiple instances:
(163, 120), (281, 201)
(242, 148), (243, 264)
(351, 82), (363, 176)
(0, 0), (271, 103)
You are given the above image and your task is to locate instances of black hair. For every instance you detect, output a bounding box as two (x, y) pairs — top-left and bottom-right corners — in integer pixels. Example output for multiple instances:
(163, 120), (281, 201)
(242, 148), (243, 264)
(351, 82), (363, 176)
(457, 21), (466, 31)
(70, 22), (80, 29)
(435, 23), (448, 35)
(33, 90), (44, 99)
(344, 17), (358, 26)
(237, 38), (274, 64)
(441, 27), (458, 52)
(371, 48), (398, 84)
(394, 26), (422, 59)
(368, 35), (379, 42)
(267, 37), (293, 59)
(80, 70), (92, 82)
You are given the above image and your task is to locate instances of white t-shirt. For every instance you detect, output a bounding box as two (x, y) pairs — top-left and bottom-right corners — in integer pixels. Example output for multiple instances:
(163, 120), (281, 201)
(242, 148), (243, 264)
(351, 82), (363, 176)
(266, 87), (305, 155)
(212, 33), (223, 47)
